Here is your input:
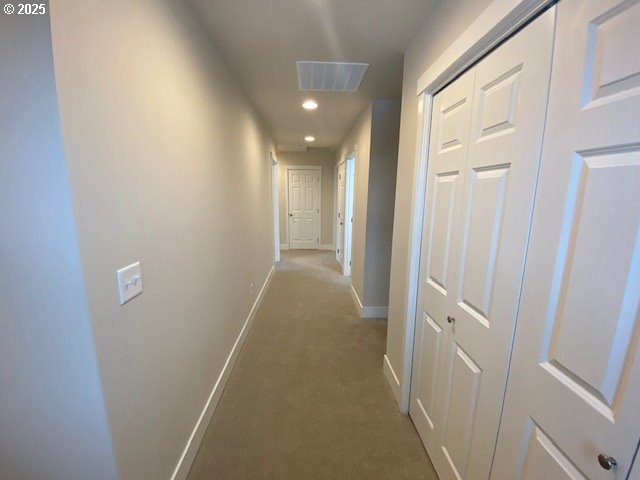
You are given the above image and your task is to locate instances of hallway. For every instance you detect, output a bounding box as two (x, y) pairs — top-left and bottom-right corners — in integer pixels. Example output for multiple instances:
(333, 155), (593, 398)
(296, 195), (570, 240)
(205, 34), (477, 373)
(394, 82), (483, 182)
(187, 251), (437, 479)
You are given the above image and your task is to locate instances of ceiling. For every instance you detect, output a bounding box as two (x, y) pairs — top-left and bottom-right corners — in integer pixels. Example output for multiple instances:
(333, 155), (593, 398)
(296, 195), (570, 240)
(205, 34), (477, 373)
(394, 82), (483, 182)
(188, 0), (438, 149)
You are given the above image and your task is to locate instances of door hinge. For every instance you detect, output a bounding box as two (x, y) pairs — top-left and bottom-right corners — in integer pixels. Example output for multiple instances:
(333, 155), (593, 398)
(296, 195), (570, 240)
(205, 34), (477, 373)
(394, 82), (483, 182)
(317, 208), (320, 213)
(337, 249), (340, 254)
(349, 261), (352, 266)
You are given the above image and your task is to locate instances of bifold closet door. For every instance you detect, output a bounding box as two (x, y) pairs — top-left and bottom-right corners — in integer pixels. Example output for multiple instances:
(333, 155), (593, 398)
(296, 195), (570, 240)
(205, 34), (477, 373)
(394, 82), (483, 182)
(409, 67), (475, 453)
(491, 0), (640, 478)
(409, 8), (555, 480)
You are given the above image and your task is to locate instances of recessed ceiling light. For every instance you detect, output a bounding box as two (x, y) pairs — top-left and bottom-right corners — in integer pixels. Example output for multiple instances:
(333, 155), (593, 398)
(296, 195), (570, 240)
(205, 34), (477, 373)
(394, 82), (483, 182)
(302, 100), (318, 110)
(304, 136), (315, 142)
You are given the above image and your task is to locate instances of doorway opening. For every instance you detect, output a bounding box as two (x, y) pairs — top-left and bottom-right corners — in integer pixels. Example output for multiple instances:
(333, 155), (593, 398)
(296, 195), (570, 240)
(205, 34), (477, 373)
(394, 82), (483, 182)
(285, 166), (321, 250)
(336, 154), (355, 276)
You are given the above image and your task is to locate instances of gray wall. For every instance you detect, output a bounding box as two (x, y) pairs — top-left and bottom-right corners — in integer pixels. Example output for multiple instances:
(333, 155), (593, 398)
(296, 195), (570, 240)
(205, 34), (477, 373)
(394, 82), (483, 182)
(364, 100), (401, 307)
(336, 100), (400, 308)
(49, 0), (276, 478)
(336, 105), (373, 304)
(277, 149), (335, 247)
(0, 9), (118, 479)
(385, 0), (495, 395)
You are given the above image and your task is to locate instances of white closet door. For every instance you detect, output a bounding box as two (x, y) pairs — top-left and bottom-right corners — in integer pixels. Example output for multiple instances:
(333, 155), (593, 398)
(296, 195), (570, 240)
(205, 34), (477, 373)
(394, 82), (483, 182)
(410, 8), (555, 480)
(492, 0), (640, 478)
(409, 68), (475, 451)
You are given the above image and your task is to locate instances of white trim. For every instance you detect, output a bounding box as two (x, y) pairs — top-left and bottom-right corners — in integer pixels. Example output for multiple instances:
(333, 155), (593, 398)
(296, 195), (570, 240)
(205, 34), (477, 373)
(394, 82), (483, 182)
(383, 354), (401, 399)
(171, 266), (276, 480)
(284, 165), (322, 250)
(350, 284), (363, 312)
(392, 0), (555, 414)
(271, 154), (280, 263)
(416, 0), (553, 95)
(350, 284), (388, 319)
(343, 154), (355, 278)
(334, 160), (340, 263)
(362, 305), (389, 319)
(392, 93), (430, 413)
(319, 244), (334, 251)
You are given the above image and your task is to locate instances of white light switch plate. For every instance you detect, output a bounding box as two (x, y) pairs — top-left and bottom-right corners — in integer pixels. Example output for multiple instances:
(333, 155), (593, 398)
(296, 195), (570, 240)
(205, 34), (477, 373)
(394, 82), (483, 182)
(116, 261), (143, 305)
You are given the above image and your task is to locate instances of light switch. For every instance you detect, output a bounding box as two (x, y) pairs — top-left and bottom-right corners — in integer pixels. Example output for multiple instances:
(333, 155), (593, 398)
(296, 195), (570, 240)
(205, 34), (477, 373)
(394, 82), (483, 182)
(116, 261), (143, 305)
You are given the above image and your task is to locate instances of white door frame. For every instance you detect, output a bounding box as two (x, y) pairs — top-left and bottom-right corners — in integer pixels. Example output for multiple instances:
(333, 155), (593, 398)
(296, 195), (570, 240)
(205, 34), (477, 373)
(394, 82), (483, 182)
(335, 161), (343, 264)
(343, 154), (355, 277)
(270, 152), (280, 263)
(284, 165), (322, 250)
(387, 0), (556, 413)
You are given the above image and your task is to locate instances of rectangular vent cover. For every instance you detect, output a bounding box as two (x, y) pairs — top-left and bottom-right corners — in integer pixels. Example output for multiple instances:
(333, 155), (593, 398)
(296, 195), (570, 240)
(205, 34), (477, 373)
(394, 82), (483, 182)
(297, 61), (369, 91)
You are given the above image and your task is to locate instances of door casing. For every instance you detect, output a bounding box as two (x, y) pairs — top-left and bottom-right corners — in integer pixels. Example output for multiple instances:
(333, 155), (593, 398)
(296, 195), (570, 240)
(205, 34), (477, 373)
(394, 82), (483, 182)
(335, 154), (356, 276)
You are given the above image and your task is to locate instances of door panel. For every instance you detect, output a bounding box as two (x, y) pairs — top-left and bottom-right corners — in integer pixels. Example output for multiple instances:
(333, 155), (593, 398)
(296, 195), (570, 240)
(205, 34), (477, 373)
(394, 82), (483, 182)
(415, 313), (444, 429)
(519, 422), (586, 480)
(492, 1), (640, 479)
(288, 169), (320, 249)
(409, 67), (476, 453)
(427, 172), (460, 293)
(475, 65), (521, 140)
(440, 343), (482, 478)
(548, 151), (640, 406)
(458, 165), (510, 324)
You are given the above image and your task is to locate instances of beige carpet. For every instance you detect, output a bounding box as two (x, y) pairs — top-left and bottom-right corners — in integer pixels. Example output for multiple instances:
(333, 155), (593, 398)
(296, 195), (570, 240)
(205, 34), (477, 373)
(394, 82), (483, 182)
(187, 251), (438, 480)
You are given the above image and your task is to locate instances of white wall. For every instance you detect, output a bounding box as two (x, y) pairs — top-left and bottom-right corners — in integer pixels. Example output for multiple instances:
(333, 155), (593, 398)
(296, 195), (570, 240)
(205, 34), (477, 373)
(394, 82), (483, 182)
(336, 100), (400, 309)
(385, 0), (495, 401)
(49, 1), (276, 478)
(0, 9), (118, 479)
(277, 149), (335, 247)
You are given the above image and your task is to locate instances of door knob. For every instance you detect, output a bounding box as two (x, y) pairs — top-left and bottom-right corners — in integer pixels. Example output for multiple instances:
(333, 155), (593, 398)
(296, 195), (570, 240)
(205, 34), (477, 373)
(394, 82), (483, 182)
(340, 222), (344, 225)
(598, 454), (617, 470)
(447, 316), (455, 324)
(289, 213), (293, 217)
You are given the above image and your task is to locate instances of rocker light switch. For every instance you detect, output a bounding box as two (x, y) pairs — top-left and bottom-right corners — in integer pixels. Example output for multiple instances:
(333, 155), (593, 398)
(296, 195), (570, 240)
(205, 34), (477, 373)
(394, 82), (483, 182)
(116, 261), (143, 305)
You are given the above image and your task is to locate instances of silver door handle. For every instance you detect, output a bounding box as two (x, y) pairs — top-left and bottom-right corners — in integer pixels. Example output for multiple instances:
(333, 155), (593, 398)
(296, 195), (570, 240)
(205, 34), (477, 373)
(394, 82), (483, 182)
(598, 454), (617, 470)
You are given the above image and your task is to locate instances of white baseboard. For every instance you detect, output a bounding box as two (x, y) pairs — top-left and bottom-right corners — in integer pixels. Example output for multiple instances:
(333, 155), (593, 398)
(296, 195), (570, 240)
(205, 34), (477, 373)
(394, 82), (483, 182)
(171, 265), (276, 480)
(350, 284), (389, 318)
(383, 354), (402, 405)
(319, 244), (335, 251)
(279, 243), (289, 251)
(350, 284), (363, 314)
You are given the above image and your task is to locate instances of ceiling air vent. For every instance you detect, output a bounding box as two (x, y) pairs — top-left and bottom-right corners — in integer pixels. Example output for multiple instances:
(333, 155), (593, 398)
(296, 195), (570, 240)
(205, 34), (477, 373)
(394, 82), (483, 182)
(297, 61), (369, 92)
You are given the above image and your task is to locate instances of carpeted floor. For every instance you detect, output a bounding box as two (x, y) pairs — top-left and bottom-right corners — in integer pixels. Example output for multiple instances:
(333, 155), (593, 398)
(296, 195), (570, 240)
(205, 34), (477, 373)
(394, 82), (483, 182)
(187, 250), (438, 480)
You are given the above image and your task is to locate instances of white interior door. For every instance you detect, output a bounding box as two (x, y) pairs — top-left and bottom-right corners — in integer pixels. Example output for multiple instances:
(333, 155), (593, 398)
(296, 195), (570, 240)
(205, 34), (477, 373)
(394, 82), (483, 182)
(492, 0), (640, 478)
(409, 65), (475, 459)
(337, 161), (346, 266)
(288, 168), (320, 249)
(410, 9), (555, 480)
